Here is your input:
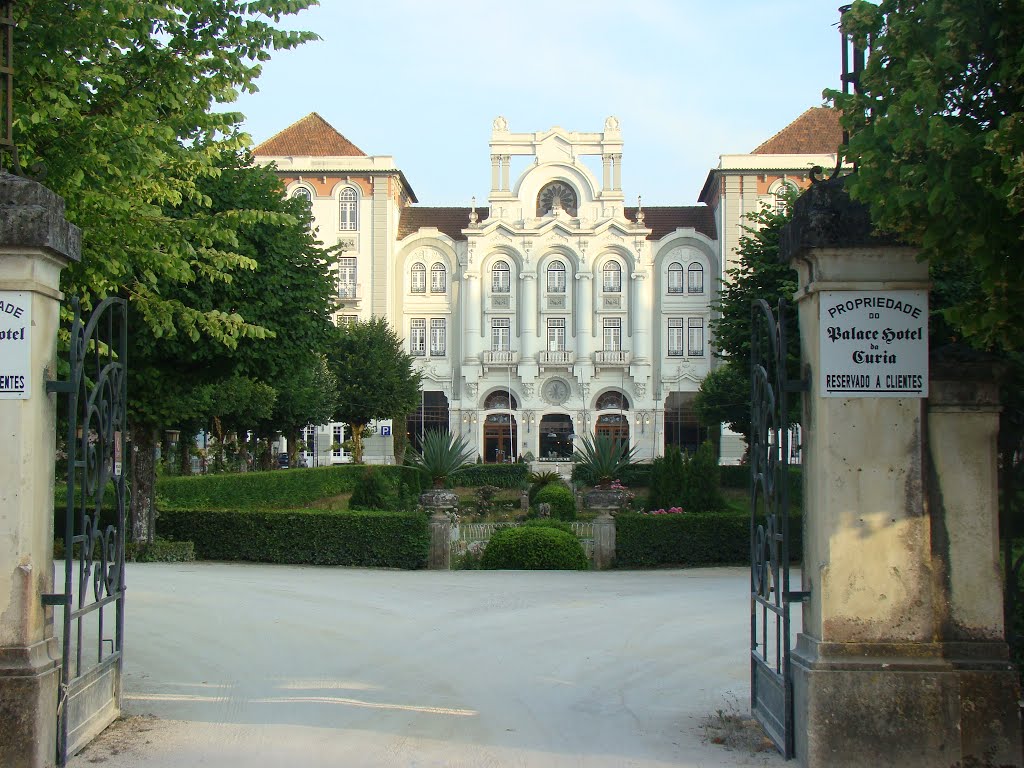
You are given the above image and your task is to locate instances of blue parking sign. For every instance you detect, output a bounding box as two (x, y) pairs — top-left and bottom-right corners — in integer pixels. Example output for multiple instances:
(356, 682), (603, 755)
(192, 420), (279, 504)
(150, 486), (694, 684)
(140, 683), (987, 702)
(380, 425), (392, 436)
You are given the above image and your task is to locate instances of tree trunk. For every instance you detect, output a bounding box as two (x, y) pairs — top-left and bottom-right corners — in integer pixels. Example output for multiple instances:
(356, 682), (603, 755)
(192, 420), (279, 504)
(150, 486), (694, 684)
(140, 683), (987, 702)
(129, 426), (157, 544)
(178, 437), (192, 476)
(350, 421), (366, 463)
(392, 412), (408, 465)
(286, 428), (301, 468)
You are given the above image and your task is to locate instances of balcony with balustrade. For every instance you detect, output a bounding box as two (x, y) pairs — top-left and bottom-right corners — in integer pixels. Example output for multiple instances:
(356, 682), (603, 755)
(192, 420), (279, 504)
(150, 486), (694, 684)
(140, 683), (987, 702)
(593, 349), (631, 373)
(481, 349), (519, 373)
(538, 349), (575, 373)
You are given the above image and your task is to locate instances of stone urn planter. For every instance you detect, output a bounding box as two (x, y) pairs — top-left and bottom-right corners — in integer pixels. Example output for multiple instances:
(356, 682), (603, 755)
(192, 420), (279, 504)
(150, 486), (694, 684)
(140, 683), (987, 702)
(583, 487), (630, 515)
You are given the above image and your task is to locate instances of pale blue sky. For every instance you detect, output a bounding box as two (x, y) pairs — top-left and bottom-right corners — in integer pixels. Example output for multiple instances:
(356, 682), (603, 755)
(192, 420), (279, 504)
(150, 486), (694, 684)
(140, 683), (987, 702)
(235, 1), (843, 205)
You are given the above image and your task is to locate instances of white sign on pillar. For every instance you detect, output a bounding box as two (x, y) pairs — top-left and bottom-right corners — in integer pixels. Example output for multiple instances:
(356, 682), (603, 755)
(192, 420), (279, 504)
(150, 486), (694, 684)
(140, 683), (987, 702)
(0, 291), (31, 399)
(819, 289), (928, 398)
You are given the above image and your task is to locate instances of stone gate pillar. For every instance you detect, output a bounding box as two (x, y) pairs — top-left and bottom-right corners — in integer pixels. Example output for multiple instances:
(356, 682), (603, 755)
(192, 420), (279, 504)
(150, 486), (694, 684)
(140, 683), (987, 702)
(782, 177), (1020, 768)
(0, 174), (80, 768)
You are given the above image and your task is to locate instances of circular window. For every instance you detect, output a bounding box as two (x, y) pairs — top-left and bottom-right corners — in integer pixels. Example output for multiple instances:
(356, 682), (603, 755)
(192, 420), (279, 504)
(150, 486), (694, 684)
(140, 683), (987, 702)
(537, 182), (578, 217)
(543, 378), (571, 406)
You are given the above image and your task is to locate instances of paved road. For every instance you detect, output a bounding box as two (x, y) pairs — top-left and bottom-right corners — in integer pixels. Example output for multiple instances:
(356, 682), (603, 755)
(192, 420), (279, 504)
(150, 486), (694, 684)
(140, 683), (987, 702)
(70, 563), (785, 767)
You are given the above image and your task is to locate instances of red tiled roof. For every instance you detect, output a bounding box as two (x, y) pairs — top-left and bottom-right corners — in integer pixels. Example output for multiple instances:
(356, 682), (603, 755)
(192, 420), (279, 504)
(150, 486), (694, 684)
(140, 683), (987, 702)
(253, 113), (366, 157)
(625, 206), (716, 240)
(398, 207), (486, 241)
(752, 107), (842, 155)
(398, 206), (715, 242)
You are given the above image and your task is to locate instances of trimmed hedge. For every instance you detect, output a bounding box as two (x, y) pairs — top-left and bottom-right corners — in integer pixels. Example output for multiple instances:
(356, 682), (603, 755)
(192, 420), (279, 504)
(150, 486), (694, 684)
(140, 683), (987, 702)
(615, 511), (803, 568)
(480, 526), (589, 570)
(158, 507), (429, 568)
(449, 463), (529, 488)
(719, 465), (803, 505)
(533, 484), (576, 521)
(156, 465), (412, 510)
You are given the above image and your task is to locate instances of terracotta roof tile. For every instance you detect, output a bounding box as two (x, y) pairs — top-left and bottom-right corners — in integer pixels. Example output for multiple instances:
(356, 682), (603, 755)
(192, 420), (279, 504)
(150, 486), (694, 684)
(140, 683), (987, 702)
(253, 113), (366, 157)
(752, 107), (842, 155)
(398, 206), (715, 242)
(398, 207), (485, 241)
(625, 206), (717, 240)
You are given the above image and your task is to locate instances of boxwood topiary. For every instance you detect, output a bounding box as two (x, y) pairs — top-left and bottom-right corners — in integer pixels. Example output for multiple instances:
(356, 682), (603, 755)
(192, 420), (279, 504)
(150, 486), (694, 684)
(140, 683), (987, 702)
(533, 483), (576, 521)
(480, 526), (588, 570)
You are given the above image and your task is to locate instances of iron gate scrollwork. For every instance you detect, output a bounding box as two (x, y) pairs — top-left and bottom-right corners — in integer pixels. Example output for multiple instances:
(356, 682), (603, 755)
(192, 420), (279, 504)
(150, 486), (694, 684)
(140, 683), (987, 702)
(750, 298), (804, 759)
(43, 297), (128, 765)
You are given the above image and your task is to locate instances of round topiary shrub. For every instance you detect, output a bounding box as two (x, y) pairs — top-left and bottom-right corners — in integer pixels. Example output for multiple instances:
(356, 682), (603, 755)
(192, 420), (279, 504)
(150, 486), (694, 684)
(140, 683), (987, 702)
(533, 483), (576, 521)
(480, 526), (589, 570)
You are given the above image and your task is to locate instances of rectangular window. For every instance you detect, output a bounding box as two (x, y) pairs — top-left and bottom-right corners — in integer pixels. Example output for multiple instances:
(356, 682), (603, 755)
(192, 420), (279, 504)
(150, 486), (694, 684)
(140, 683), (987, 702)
(547, 318), (566, 351)
(338, 257), (357, 299)
(430, 318), (446, 356)
(332, 425), (343, 457)
(431, 266), (446, 293)
(688, 318), (705, 356)
(491, 318), (511, 351)
(303, 426), (315, 454)
(668, 318), (685, 356)
(410, 318), (426, 356)
(603, 318), (621, 351)
(335, 314), (358, 327)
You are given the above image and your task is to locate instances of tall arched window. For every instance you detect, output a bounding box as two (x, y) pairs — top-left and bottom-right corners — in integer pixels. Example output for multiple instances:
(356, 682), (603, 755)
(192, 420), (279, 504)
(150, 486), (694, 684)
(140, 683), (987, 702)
(667, 262), (684, 294)
(774, 182), (797, 215)
(339, 187), (358, 231)
(602, 261), (622, 293)
(547, 260), (566, 293)
(596, 391), (629, 410)
(292, 187), (311, 202)
(410, 263), (426, 293)
(492, 260), (511, 293)
(430, 263), (446, 293)
(687, 263), (704, 294)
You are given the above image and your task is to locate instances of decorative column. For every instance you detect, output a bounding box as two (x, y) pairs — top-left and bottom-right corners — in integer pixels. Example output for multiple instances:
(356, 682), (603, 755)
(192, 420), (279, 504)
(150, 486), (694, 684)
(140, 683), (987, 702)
(783, 177), (1021, 768)
(611, 154), (622, 191)
(500, 155), (511, 192)
(519, 272), (537, 362)
(463, 271), (481, 361)
(575, 271), (593, 367)
(602, 154), (612, 193)
(421, 487), (457, 570)
(630, 270), (651, 362)
(490, 155), (500, 194)
(0, 174), (81, 768)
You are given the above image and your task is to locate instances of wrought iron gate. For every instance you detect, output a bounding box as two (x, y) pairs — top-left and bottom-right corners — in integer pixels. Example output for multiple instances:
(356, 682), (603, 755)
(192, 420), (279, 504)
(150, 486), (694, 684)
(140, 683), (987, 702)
(750, 298), (804, 759)
(44, 297), (128, 765)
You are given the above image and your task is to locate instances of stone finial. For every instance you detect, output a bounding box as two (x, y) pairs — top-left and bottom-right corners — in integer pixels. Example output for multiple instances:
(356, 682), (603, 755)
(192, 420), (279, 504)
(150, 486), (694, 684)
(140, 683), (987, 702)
(492, 116), (508, 132)
(778, 175), (897, 263)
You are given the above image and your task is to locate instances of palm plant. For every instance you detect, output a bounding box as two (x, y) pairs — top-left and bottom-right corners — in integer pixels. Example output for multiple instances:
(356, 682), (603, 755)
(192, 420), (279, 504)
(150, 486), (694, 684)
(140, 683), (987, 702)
(571, 434), (638, 487)
(405, 429), (475, 488)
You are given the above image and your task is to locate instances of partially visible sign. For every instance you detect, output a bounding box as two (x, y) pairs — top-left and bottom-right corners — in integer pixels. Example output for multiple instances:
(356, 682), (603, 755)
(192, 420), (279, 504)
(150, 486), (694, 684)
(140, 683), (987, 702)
(819, 290), (928, 398)
(0, 291), (31, 399)
(113, 431), (123, 477)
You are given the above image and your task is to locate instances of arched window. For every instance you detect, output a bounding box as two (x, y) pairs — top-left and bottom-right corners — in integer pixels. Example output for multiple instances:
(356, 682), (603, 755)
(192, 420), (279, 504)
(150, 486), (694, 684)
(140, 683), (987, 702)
(774, 182), (797, 215)
(547, 260), (566, 293)
(536, 181), (578, 217)
(602, 261), (622, 293)
(667, 262), (684, 294)
(410, 263), (426, 293)
(292, 187), (311, 202)
(596, 391), (629, 410)
(484, 389), (518, 410)
(339, 187), (358, 231)
(491, 260), (511, 293)
(430, 263), (446, 293)
(687, 263), (704, 294)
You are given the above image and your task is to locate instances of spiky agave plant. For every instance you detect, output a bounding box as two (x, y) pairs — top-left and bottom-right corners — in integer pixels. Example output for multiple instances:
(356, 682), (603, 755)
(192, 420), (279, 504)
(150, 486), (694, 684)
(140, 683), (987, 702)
(405, 429), (476, 488)
(572, 434), (637, 487)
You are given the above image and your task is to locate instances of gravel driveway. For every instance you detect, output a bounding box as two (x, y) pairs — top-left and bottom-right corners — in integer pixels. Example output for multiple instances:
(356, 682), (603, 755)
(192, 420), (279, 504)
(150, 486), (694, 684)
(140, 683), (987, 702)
(69, 563), (785, 768)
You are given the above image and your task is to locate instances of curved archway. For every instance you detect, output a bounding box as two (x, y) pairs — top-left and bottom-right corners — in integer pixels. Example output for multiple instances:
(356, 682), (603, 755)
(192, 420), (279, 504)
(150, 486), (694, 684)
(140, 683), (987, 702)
(539, 413), (574, 460)
(483, 388), (518, 463)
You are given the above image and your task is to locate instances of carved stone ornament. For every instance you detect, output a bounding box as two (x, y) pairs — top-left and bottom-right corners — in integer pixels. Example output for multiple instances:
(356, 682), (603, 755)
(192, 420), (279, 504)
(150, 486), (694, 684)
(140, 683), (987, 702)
(493, 116), (509, 132)
(465, 382), (479, 398)
(523, 382), (535, 398)
(604, 116), (620, 132)
(633, 382), (646, 398)
(543, 378), (571, 406)
(579, 382), (591, 398)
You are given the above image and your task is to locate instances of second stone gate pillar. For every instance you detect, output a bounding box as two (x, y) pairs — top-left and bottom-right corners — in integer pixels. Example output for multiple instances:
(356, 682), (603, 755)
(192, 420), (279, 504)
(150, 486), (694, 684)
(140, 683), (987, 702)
(781, 177), (1021, 768)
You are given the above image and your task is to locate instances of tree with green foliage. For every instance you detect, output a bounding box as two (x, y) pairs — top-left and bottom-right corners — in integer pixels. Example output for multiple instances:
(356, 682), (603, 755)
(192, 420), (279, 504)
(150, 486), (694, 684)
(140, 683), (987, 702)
(17, 1), (318, 340)
(833, 0), (1024, 351)
(127, 152), (335, 540)
(696, 203), (798, 444)
(328, 319), (422, 463)
(682, 441), (726, 513)
(648, 445), (686, 511)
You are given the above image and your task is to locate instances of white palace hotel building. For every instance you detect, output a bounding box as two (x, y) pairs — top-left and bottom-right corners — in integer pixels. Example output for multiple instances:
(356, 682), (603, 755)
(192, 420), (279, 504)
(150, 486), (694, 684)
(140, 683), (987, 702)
(254, 109), (841, 466)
